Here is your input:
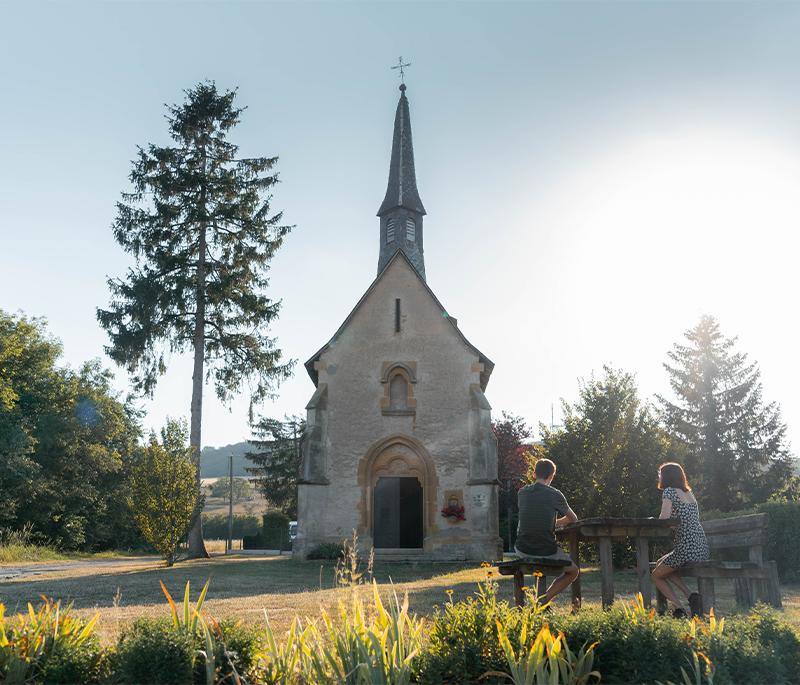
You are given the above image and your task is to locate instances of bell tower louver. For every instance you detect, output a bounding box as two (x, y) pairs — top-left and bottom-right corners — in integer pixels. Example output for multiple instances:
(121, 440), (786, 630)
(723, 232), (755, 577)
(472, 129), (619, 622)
(377, 84), (426, 280)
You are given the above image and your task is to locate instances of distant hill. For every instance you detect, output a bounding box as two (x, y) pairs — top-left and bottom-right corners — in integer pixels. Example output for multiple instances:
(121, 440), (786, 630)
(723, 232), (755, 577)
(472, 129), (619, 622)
(201, 441), (254, 478)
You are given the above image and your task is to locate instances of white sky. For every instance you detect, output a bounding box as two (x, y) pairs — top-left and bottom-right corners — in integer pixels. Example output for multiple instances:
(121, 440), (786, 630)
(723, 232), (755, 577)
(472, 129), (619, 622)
(0, 2), (798, 452)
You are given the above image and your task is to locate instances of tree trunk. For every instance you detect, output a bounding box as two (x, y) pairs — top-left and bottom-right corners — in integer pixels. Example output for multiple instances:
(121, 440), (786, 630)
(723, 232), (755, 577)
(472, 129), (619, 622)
(187, 150), (210, 560)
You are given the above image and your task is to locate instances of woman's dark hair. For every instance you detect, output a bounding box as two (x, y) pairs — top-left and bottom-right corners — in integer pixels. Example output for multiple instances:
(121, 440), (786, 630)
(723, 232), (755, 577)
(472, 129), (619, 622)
(658, 462), (691, 492)
(534, 458), (556, 480)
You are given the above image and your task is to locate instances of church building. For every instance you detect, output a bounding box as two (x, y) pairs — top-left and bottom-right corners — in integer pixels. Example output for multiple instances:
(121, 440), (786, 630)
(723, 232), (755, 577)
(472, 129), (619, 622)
(294, 83), (502, 561)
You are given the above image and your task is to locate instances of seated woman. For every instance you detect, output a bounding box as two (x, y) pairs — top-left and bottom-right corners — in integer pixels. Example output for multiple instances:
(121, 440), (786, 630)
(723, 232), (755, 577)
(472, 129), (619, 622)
(651, 462), (710, 618)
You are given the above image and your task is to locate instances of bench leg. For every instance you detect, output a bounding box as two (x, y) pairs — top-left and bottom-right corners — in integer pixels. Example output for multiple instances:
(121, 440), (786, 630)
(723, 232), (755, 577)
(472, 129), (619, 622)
(698, 577), (716, 615)
(513, 570), (525, 608)
(767, 561), (782, 609)
(569, 532), (582, 610)
(734, 578), (753, 608)
(635, 536), (652, 607)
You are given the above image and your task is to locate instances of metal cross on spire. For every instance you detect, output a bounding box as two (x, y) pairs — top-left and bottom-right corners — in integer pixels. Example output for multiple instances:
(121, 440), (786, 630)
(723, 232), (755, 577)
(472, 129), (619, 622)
(391, 56), (411, 85)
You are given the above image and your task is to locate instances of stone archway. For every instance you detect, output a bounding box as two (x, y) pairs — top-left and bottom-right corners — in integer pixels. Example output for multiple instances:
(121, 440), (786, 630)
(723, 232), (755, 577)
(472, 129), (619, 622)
(356, 434), (439, 548)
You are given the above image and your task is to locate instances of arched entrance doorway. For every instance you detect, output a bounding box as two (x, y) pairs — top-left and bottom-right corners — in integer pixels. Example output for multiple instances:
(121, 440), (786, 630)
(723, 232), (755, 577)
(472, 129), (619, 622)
(373, 476), (423, 548)
(357, 435), (438, 550)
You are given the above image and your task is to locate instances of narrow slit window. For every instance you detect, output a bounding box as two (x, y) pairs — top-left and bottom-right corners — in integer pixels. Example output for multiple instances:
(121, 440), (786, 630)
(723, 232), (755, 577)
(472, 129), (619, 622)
(406, 218), (416, 241)
(386, 218), (395, 243)
(395, 298), (401, 333)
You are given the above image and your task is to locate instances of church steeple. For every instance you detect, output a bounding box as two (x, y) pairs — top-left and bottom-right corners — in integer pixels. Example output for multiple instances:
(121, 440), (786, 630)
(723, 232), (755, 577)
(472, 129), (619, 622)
(377, 83), (427, 280)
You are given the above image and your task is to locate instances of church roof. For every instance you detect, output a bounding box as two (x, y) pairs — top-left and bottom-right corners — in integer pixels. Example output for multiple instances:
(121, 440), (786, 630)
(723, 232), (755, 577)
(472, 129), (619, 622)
(377, 85), (426, 217)
(305, 249), (494, 391)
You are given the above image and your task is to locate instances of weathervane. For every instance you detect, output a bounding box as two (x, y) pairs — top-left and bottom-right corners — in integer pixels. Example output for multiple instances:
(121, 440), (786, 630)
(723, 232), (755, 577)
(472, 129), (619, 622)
(391, 56), (411, 85)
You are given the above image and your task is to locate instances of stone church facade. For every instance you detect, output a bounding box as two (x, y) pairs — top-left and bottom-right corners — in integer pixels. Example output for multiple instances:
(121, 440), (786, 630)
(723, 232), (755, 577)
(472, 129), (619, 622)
(294, 84), (502, 561)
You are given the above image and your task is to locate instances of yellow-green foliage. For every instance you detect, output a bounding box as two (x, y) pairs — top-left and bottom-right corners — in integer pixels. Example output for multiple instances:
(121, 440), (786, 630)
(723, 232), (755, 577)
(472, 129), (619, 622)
(128, 420), (199, 566)
(488, 620), (600, 685)
(258, 582), (424, 684)
(0, 599), (103, 684)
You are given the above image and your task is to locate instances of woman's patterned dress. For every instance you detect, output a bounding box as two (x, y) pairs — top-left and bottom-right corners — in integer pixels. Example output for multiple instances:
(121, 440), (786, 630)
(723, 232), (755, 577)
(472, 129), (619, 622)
(662, 486), (710, 568)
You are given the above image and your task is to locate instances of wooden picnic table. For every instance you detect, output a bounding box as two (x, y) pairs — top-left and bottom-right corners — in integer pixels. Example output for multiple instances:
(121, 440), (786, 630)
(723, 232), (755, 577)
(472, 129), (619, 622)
(556, 517), (676, 609)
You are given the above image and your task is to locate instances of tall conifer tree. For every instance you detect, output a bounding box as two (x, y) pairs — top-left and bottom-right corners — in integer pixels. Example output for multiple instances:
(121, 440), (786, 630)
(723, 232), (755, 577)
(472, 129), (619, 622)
(246, 415), (304, 519)
(98, 82), (293, 557)
(659, 315), (791, 510)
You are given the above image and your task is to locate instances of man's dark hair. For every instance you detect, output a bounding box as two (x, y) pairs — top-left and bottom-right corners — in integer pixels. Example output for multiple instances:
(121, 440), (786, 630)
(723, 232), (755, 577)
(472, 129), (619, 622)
(534, 458), (556, 480)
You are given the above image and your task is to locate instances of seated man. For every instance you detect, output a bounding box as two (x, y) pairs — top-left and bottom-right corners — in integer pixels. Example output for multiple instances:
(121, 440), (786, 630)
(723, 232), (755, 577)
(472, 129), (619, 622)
(515, 458), (580, 604)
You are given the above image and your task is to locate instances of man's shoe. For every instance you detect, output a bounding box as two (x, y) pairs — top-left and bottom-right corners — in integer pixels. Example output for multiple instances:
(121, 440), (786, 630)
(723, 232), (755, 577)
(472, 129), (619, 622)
(688, 592), (703, 618)
(672, 607), (687, 619)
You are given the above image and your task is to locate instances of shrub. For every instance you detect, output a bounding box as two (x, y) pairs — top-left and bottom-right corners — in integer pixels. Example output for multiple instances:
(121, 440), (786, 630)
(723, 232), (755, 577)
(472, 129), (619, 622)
(413, 588), (800, 685)
(703, 502), (800, 581)
(262, 510), (291, 550)
(213, 619), (262, 683)
(757, 501), (800, 581)
(0, 598), (106, 685)
(201, 513), (260, 540)
(306, 542), (343, 560)
(116, 618), (194, 684)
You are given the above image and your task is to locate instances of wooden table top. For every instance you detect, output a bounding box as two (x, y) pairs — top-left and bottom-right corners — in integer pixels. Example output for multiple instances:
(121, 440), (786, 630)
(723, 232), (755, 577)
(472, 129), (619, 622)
(557, 517), (676, 538)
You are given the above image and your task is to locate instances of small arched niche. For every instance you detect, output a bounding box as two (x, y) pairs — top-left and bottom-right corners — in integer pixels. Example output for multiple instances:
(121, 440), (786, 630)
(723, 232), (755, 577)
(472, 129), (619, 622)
(380, 362), (417, 416)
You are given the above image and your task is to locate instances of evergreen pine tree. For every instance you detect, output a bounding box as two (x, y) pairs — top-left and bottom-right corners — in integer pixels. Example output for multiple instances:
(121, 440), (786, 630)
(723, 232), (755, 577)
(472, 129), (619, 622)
(246, 415), (304, 519)
(98, 82), (294, 557)
(659, 315), (792, 510)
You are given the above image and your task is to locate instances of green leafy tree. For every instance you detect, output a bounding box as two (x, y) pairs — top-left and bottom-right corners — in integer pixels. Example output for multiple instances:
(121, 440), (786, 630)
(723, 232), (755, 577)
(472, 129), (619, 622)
(97, 82), (294, 557)
(659, 315), (793, 510)
(536, 366), (683, 520)
(246, 415), (304, 519)
(209, 476), (252, 501)
(128, 419), (200, 566)
(493, 412), (534, 550)
(0, 311), (142, 550)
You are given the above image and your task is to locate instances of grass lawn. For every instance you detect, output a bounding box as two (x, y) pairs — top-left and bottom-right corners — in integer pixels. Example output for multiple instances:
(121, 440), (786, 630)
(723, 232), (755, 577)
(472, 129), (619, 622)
(1, 554), (798, 642)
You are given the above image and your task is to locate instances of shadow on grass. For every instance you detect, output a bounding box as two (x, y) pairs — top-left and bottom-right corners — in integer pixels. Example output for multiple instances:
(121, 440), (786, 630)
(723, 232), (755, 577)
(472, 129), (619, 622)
(0, 556), (487, 611)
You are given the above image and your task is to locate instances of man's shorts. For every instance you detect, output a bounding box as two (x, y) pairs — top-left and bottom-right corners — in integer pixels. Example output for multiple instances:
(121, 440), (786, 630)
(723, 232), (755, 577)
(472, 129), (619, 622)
(514, 546), (574, 564)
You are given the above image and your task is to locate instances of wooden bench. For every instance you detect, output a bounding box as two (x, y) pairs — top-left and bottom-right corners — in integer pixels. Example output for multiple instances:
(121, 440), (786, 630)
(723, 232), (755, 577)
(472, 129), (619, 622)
(496, 557), (573, 607)
(653, 513), (781, 614)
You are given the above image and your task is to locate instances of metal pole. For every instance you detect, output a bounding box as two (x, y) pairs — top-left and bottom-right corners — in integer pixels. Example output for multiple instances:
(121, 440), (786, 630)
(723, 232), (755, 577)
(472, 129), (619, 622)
(227, 454), (233, 553)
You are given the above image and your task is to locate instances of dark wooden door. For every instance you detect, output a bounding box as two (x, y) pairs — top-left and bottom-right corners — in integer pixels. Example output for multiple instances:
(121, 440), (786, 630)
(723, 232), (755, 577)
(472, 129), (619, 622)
(373, 477), (423, 548)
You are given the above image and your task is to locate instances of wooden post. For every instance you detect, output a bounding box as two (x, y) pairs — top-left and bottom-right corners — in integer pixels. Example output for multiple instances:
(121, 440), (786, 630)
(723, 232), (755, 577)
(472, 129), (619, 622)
(766, 561), (782, 608)
(568, 530), (582, 609)
(598, 537), (614, 609)
(635, 535), (652, 607)
(698, 577), (716, 615)
(513, 570), (525, 608)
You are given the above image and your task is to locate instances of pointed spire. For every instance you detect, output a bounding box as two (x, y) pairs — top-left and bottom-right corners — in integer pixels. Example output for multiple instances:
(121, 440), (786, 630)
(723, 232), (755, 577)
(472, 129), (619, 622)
(377, 84), (426, 217)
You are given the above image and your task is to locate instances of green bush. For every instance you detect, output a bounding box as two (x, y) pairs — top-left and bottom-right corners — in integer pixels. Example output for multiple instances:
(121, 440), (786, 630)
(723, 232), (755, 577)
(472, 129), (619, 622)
(213, 619), (262, 683)
(703, 502), (800, 581)
(413, 588), (800, 685)
(0, 598), (107, 685)
(262, 510), (291, 550)
(757, 501), (800, 581)
(201, 513), (260, 540)
(306, 542), (343, 560)
(116, 618), (194, 685)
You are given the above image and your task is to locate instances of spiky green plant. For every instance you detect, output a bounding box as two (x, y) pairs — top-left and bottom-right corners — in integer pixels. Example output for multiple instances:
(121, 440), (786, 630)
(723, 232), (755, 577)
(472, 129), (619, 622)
(0, 599), (101, 684)
(160, 578), (217, 684)
(487, 619), (600, 685)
